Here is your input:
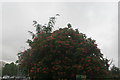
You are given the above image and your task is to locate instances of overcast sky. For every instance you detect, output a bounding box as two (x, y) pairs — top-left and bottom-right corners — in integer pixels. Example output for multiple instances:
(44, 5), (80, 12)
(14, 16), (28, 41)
(1, 2), (118, 66)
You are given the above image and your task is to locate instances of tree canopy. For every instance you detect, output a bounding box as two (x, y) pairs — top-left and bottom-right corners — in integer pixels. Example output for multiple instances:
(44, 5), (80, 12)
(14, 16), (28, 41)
(17, 15), (111, 80)
(2, 62), (18, 76)
(110, 65), (120, 76)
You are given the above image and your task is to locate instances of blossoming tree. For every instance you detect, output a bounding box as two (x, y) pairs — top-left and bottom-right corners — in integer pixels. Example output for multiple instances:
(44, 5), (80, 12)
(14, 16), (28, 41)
(17, 15), (111, 80)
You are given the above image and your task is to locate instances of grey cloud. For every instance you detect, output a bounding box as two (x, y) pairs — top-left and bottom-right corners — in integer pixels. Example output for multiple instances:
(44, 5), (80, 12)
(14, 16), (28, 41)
(2, 2), (118, 66)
